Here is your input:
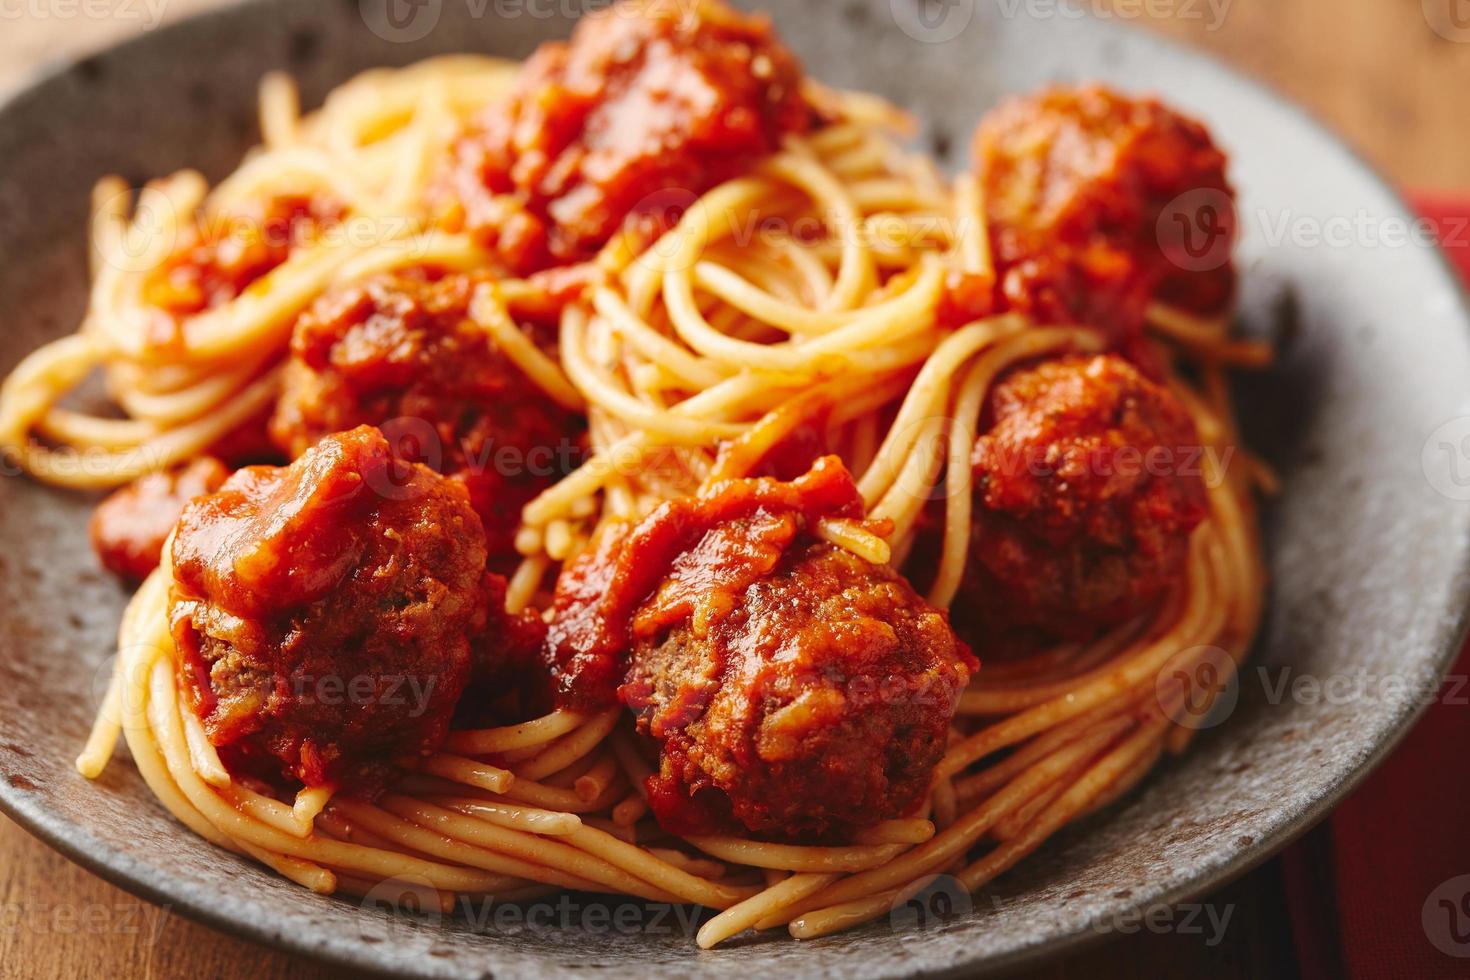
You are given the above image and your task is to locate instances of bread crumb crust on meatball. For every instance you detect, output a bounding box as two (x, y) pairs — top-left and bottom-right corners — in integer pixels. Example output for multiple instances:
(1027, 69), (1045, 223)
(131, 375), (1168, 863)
(545, 456), (975, 839)
(627, 542), (972, 838)
(955, 353), (1209, 652)
(270, 270), (581, 562)
(169, 426), (488, 790)
(438, 0), (812, 272)
(945, 84), (1235, 339)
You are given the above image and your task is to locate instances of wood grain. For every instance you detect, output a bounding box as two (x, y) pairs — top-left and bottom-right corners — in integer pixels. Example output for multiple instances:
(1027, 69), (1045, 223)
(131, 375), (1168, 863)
(0, 815), (345, 980)
(1101, 0), (1470, 190)
(2, 0), (1461, 976)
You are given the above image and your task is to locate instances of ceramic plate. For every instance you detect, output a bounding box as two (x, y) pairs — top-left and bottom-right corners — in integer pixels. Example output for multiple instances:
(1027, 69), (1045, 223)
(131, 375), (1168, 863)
(2, 1), (1468, 976)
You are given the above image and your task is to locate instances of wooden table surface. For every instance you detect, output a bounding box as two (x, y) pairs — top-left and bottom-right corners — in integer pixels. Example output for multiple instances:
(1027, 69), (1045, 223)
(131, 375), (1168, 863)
(3, 1), (1467, 977)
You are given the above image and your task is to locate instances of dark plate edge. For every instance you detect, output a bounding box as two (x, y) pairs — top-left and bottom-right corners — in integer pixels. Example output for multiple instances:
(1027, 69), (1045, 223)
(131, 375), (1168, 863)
(0, 3), (1467, 978)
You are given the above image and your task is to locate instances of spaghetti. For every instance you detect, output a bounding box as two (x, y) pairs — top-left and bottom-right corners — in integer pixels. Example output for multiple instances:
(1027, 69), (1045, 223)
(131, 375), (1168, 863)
(5, 0), (1270, 952)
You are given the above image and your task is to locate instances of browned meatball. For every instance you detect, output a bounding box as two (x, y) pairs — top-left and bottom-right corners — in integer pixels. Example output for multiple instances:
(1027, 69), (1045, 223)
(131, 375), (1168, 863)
(545, 456), (975, 838)
(439, 0), (811, 273)
(169, 426), (488, 790)
(952, 354), (1209, 651)
(626, 543), (972, 838)
(269, 270), (581, 562)
(946, 84), (1235, 340)
(89, 457), (229, 582)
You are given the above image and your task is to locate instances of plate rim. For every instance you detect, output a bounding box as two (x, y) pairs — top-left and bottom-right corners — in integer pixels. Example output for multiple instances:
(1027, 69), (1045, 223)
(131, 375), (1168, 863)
(1, 1), (1469, 976)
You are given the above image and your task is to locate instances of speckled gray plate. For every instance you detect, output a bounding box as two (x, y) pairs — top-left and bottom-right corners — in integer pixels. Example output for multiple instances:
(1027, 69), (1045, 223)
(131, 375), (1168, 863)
(2, 0), (1469, 976)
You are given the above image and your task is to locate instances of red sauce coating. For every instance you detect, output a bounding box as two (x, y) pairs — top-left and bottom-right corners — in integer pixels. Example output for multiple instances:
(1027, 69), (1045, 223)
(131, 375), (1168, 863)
(89, 457), (229, 583)
(630, 542), (974, 838)
(545, 457), (975, 838)
(439, 0), (811, 273)
(143, 193), (342, 329)
(544, 455), (866, 710)
(269, 270), (583, 562)
(951, 354), (1208, 651)
(946, 85), (1235, 341)
(168, 426), (488, 790)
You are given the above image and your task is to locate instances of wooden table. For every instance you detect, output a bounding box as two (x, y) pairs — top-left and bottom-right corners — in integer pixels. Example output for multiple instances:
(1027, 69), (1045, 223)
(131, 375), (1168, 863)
(3, 1), (1466, 976)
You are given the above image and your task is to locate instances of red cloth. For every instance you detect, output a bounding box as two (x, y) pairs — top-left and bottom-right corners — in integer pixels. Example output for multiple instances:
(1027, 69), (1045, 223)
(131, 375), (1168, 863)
(1286, 196), (1470, 978)
(1416, 194), (1470, 285)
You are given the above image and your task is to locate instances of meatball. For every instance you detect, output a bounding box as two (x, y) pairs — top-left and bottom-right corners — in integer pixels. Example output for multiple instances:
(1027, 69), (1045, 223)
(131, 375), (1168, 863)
(439, 0), (811, 272)
(947, 85), (1235, 338)
(627, 543), (972, 838)
(168, 426), (488, 790)
(545, 456), (975, 839)
(89, 456), (229, 582)
(955, 354), (1208, 650)
(269, 270), (581, 561)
